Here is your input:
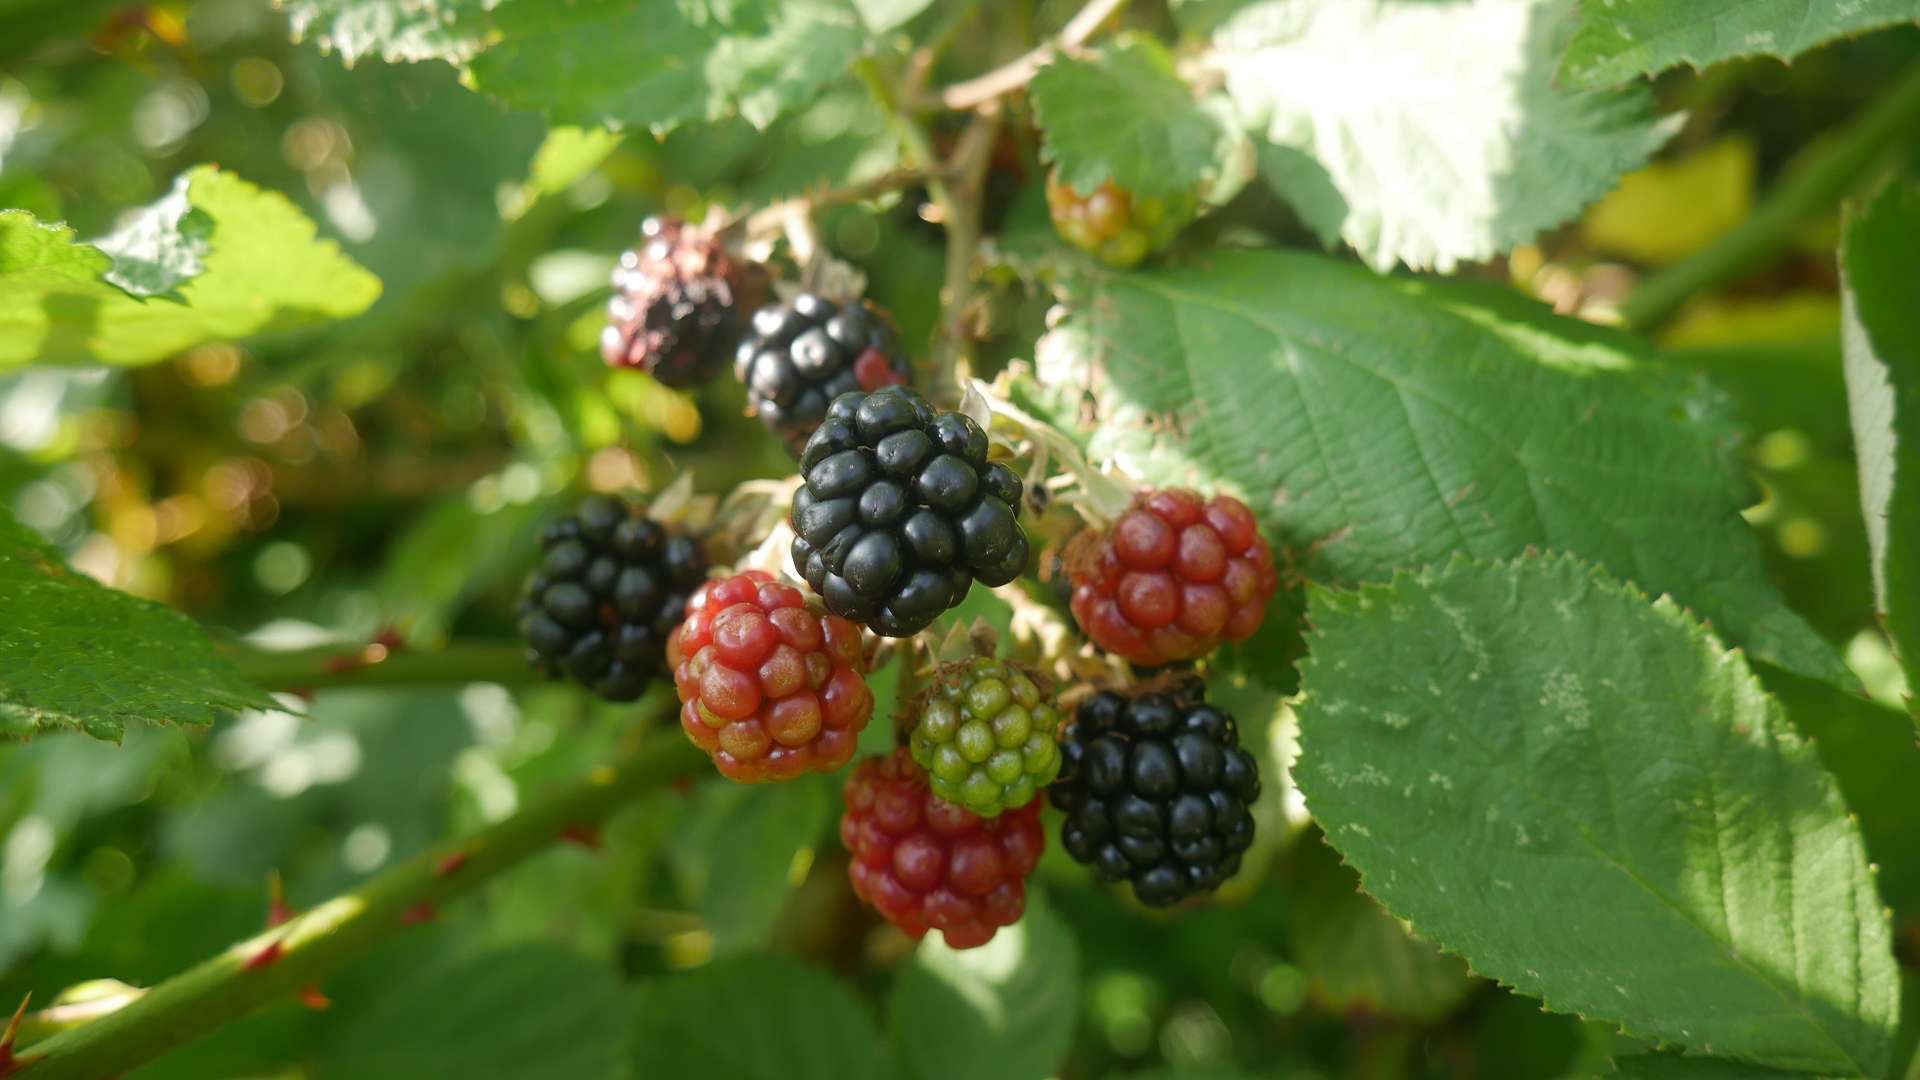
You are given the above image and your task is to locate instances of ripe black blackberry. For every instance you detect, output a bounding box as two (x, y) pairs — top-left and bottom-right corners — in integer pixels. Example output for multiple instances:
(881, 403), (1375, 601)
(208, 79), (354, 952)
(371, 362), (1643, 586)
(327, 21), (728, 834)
(520, 494), (709, 701)
(1051, 680), (1260, 906)
(790, 386), (1029, 638)
(600, 217), (767, 387)
(735, 293), (911, 453)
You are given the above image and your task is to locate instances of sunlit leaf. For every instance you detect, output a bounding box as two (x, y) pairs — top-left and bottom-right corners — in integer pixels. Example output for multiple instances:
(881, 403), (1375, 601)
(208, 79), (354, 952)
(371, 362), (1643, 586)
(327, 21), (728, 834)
(1562, 0), (1920, 88)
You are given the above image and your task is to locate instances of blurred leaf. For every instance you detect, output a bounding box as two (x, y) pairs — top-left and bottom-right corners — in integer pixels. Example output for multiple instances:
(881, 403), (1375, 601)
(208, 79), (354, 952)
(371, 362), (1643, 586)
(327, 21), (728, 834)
(1840, 175), (1920, 716)
(283, 0), (495, 64)
(1583, 137), (1756, 265)
(0, 509), (275, 741)
(467, 0), (865, 133)
(630, 955), (887, 1080)
(1296, 554), (1899, 1076)
(317, 944), (627, 1079)
(1561, 0), (1920, 88)
(0, 166), (381, 368)
(1030, 36), (1238, 200)
(524, 126), (625, 200)
(377, 492), (552, 638)
(669, 775), (833, 956)
(1609, 1054), (1821, 1078)
(851, 0), (931, 33)
(1201, 0), (1677, 271)
(1287, 833), (1474, 1023)
(890, 894), (1079, 1080)
(91, 172), (212, 298)
(1033, 249), (1850, 689)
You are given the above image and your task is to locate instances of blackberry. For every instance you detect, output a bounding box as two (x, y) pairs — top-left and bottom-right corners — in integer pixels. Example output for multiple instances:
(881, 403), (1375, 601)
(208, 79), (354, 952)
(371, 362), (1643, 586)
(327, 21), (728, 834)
(519, 494), (708, 701)
(842, 747), (1046, 949)
(600, 216), (768, 388)
(789, 386), (1030, 638)
(734, 293), (911, 453)
(908, 657), (1063, 817)
(1071, 489), (1279, 665)
(1050, 680), (1260, 906)
(1045, 171), (1197, 269)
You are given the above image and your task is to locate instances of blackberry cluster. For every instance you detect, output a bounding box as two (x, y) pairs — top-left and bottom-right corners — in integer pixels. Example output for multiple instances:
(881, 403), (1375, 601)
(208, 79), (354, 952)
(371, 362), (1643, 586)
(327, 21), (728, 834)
(791, 386), (1030, 637)
(1045, 171), (1198, 269)
(908, 657), (1063, 817)
(842, 748), (1046, 949)
(735, 293), (911, 452)
(520, 495), (708, 701)
(600, 217), (767, 387)
(670, 570), (873, 782)
(1051, 681), (1259, 906)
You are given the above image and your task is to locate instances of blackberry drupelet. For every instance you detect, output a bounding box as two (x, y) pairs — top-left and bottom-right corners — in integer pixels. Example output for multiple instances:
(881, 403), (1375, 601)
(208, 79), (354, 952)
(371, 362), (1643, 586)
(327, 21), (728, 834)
(519, 494), (708, 701)
(1051, 680), (1260, 906)
(790, 386), (1030, 637)
(734, 292), (911, 453)
(907, 657), (1063, 817)
(600, 216), (767, 387)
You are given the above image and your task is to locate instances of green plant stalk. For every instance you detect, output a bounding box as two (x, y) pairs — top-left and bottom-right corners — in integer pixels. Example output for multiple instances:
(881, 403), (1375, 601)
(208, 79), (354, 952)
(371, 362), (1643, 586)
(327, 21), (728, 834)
(16, 694), (703, 1080)
(226, 640), (543, 691)
(1621, 62), (1920, 332)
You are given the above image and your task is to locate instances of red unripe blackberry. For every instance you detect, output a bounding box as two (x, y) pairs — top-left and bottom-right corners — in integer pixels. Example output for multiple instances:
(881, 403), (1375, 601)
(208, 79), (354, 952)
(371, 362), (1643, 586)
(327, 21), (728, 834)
(601, 216), (768, 387)
(840, 748), (1045, 949)
(670, 570), (873, 782)
(1070, 489), (1278, 665)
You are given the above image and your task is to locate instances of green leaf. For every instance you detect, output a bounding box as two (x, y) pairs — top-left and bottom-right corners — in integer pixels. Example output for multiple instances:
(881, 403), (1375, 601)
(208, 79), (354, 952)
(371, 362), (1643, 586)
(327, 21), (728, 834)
(851, 0), (931, 33)
(281, 0), (495, 64)
(890, 894), (1079, 1080)
(0, 509), (276, 742)
(668, 776), (833, 955)
(1295, 554), (1900, 1076)
(1034, 248), (1850, 688)
(91, 172), (212, 299)
(1609, 1054), (1820, 1079)
(1202, 0), (1678, 271)
(0, 166), (381, 368)
(1562, 1), (1920, 88)
(1030, 36), (1238, 200)
(1841, 176), (1920, 718)
(466, 0), (864, 134)
(1288, 832), (1475, 1023)
(316, 944), (628, 1079)
(630, 955), (887, 1080)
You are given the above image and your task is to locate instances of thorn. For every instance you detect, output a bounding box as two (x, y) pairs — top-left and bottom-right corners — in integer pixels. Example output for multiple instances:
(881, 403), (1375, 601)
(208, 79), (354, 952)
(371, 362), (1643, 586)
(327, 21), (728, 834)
(670, 776), (694, 797)
(296, 985), (331, 1011)
(266, 870), (295, 928)
(243, 939), (285, 971)
(434, 850), (471, 878)
(0, 994), (29, 1074)
(399, 901), (438, 926)
(560, 823), (603, 849)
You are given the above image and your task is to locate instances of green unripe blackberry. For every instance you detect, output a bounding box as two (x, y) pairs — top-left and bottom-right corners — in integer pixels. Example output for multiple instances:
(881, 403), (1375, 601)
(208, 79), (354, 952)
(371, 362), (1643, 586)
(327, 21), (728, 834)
(909, 658), (1063, 817)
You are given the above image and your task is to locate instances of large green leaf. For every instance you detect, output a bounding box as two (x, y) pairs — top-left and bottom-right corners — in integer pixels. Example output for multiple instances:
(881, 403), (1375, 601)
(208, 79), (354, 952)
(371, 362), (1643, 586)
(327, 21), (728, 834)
(316, 944), (627, 1079)
(630, 955), (887, 1080)
(465, 0), (865, 134)
(0, 166), (381, 367)
(1033, 249), (1849, 687)
(668, 775), (833, 955)
(1198, 0), (1677, 271)
(1840, 176), (1920, 718)
(1562, 1), (1920, 88)
(0, 509), (276, 742)
(1029, 36), (1238, 200)
(281, 0), (495, 64)
(1609, 1055), (1820, 1079)
(889, 894), (1079, 1080)
(1295, 555), (1900, 1076)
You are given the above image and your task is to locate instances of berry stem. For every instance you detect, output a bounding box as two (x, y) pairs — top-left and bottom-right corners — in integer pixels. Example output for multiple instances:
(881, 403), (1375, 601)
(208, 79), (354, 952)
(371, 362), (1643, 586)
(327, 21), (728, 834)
(225, 639), (543, 692)
(15, 692), (703, 1080)
(926, 0), (1131, 111)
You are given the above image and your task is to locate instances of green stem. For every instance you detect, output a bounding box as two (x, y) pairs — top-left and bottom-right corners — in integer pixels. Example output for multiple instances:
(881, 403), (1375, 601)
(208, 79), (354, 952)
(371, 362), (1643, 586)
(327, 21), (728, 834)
(17, 694), (703, 1080)
(1620, 62), (1920, 332)
(226, 640), (542, 691)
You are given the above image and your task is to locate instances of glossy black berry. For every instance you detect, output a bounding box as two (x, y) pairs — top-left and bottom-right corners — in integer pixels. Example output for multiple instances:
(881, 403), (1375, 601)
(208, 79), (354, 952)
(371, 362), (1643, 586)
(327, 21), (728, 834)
(1051, 679), (1260, 906)
(600, 217), (768, 387)
(735, 293), (912, 454)
(790, 386), (1029, 638)
(519, 494), (708, 701)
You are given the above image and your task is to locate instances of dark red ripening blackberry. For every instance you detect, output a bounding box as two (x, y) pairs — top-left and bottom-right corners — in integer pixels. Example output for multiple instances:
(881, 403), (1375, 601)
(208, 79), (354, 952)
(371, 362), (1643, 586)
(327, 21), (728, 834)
(790, 386), (1029, 638)
(1051, 679), (1260, 906)
(735, 293), (911, 453)
(601, 216), (768, 387)
(519, 494), (708, 701)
